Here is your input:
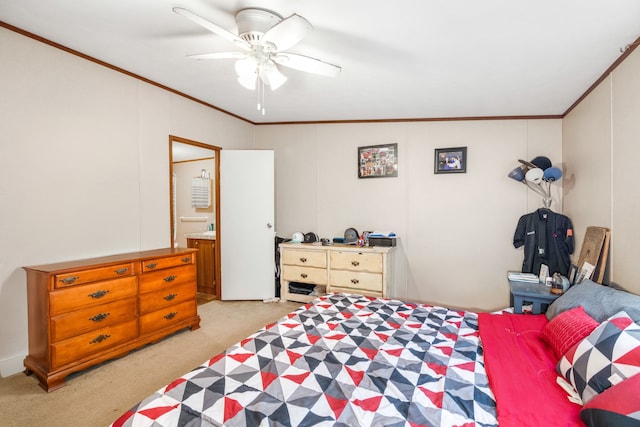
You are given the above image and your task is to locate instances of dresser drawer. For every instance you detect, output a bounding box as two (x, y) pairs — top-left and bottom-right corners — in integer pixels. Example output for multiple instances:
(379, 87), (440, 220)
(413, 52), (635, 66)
(282, 265), (327, 285)
(139, 281), (196, 314)
(50, 297), (137, 342)
(141, 254), (195, 273)
(51, 318), (138, 369)
(330, 251), (383, 273)
(50, 276), (138, 316)
(138, 265), (196, 294)
(329, 285), (383, 298)
(329, 270), (383, 293)
(139, 300), (197, 335)
(281, 249), (327, 268)
(54, 262), (134, 289)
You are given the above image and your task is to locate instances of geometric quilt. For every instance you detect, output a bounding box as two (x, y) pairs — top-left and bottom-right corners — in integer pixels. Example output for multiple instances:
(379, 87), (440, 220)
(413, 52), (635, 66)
(111, 293), (498, 427)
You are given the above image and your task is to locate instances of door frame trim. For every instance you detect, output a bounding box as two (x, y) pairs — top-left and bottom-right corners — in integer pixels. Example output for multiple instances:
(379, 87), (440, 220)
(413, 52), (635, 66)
(169, 135), (222, 298)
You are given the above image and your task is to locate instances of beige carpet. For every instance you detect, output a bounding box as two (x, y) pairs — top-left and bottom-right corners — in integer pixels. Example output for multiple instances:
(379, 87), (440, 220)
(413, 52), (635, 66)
(0, 299), (301, 427)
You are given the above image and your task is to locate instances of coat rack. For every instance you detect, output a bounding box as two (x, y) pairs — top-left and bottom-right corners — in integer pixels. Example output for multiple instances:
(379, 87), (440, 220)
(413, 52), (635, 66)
(508, 156), (563, 208)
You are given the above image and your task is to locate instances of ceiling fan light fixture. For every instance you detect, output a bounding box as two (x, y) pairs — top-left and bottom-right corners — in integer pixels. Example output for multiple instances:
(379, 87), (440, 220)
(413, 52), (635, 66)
(235, 57), (257, 78)
(237, 74), (257, 90)
(259, 61), (287, 90)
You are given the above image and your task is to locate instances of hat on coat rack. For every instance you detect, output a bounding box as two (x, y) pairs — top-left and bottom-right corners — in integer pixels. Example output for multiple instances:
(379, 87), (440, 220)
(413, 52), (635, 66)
(530, 156), (552, 170)
(543, 167), (563, 182)
(509, 155), (563, 209)
(508, 166), (526, 182)
(525, 168), (544, 184)
(518, 156), (552, 171)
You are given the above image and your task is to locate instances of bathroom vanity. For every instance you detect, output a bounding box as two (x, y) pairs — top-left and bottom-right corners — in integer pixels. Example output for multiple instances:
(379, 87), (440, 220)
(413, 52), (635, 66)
(186, 232), (217, 297)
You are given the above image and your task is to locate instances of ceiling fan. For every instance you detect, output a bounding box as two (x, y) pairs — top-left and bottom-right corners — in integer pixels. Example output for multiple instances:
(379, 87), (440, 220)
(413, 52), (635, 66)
(173, 7), (341, 93)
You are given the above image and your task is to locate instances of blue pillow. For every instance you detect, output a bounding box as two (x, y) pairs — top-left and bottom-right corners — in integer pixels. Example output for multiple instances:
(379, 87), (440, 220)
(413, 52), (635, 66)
(546, 279), (640, 323)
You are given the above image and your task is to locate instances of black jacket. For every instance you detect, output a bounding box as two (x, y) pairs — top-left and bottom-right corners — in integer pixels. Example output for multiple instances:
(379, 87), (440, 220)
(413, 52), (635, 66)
(513, 209), (574, 277)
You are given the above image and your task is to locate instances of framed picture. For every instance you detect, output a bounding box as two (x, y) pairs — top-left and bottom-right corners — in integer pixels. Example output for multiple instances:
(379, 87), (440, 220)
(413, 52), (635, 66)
(575, 261), (595, 285)
(434, 146), (467, 174)
(358, 143), (398, 178)
(568, 264), (578, 285)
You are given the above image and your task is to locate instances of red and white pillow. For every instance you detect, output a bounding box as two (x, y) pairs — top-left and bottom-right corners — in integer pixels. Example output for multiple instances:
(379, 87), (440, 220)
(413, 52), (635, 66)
(541, 305), (600, 359)
(580, 373), (640, 427)
(557, 311), (640, 403)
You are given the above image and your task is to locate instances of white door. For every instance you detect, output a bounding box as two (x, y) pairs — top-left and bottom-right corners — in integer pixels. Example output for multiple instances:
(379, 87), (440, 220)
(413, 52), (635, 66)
(220, 150), (275, 300)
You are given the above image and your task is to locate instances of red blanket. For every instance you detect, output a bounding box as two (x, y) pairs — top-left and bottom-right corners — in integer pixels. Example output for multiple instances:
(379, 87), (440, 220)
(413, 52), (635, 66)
(478, 313), (584, 427)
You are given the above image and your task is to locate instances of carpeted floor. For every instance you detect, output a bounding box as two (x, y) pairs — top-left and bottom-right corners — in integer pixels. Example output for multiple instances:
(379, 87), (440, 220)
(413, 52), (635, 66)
(0, 299), (300, 427)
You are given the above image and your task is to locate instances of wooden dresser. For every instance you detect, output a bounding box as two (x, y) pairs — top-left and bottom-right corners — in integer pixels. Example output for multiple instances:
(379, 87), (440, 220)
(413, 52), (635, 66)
(280, 243), (394, 303)
(23, 248), (200, 391)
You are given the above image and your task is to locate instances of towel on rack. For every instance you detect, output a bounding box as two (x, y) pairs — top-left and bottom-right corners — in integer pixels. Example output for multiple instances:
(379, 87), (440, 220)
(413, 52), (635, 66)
(191, 177), (210, 208)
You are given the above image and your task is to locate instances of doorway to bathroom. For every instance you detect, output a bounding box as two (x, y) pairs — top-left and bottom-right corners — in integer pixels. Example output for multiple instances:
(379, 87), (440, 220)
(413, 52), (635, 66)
(170, 135), (220, 302)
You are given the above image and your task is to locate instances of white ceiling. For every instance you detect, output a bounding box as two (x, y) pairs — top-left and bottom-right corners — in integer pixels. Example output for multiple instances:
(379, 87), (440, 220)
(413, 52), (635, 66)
(1, 1), (639, 124)
(172, 141), (216, 162)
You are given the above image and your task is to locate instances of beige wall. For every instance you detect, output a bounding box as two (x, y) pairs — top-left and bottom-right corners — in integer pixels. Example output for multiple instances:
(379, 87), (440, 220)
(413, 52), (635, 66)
(256, 119), (563, 310)
(563, 47), (640, 293)
(0, 27), (254, 376)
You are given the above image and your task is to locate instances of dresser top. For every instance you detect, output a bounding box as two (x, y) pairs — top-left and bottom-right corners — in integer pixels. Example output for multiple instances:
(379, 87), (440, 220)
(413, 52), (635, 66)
(280, 242), (393, 254)
(23, 247), (197, 273)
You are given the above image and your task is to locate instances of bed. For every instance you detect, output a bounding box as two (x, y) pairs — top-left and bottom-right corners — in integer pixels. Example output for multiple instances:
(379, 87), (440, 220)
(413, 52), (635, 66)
(111, 281), (640, 427)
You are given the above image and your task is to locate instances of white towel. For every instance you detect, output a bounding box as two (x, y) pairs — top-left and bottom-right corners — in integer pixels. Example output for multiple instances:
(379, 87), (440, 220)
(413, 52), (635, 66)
(191, 178), (210, 208)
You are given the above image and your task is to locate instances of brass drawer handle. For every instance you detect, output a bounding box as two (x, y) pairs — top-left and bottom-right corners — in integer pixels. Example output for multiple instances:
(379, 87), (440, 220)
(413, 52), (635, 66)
(351, 261), (360, 267)
(89, 334), (111, 344)
(300, 273), (308, 279)
(88, 290), (109, 299)
(181, 257), (191, 263)
(299, 257), (307, 263)
(351, 279), (359, 284)
(164, 293), (177, 301)
(60, 276), (79, 285)
(163, 275), (177, 282)
(146, 262), (158, 269)
(114, 267), (128, 275)
(89, 313), (110, 322)
(164, 312), (177, 320)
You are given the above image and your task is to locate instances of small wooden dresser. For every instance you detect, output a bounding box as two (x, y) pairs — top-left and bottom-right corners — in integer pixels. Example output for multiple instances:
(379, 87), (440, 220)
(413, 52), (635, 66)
(23, 248), (200, 391)
(280, 243), (394, 303)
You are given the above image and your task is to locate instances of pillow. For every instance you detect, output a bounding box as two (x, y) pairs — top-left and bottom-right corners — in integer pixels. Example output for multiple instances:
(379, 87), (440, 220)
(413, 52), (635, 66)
(541, 306), (599, 359)
(546, 279), (640, 323)
(557, 311), (640, 403)
(580, 373), (640, 427)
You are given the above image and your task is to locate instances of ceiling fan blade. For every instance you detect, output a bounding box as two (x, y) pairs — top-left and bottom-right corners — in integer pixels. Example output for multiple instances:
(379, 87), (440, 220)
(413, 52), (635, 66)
(273, 53), (341, 77)
(187, 52), (248, 60)
(262, 14), (312, 51)
(172, 7), (251, 51)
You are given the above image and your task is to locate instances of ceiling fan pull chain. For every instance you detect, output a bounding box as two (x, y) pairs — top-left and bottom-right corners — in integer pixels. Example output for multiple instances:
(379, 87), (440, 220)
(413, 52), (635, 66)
(257, 78), (262, 111)
(262, 81), (266, 115)
(257, 79), (266, 115)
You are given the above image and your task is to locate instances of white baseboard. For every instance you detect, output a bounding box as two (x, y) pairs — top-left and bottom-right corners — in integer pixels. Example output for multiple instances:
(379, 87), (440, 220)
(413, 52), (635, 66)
(0, 353), (25, 378)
